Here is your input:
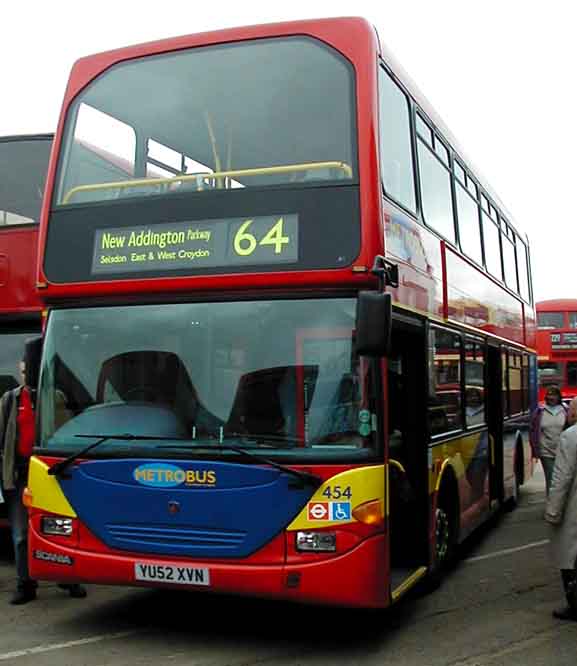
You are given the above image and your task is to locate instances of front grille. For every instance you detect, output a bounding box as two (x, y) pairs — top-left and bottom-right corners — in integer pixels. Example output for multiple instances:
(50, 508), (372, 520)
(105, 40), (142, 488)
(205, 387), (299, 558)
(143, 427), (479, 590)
(107, 523), (247, 552)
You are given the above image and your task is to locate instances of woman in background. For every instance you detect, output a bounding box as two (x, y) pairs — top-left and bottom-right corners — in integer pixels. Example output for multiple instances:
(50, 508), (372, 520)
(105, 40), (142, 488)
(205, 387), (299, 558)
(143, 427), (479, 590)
(530, 385), (567, 496)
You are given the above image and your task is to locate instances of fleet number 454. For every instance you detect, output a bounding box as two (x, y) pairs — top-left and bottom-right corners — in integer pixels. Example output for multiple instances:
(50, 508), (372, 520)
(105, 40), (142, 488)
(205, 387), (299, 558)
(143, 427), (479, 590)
(234, 217), (290, 256)
(322, 485), (352, 500)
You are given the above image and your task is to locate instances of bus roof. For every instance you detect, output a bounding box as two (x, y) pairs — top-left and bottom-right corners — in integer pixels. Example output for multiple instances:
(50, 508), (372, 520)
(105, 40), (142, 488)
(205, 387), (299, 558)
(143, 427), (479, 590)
(536, 299), (577, 312)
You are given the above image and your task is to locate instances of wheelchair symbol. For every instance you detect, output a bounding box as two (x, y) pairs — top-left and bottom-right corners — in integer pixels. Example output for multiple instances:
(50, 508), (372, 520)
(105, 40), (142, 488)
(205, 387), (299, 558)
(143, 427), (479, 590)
(331, 502), (351, 521)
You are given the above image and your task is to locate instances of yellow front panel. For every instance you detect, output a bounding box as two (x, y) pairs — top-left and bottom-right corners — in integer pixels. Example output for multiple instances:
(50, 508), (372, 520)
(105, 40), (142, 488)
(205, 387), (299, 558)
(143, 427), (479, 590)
(286, 465), (384, 530)
(27, 456), (77, 518)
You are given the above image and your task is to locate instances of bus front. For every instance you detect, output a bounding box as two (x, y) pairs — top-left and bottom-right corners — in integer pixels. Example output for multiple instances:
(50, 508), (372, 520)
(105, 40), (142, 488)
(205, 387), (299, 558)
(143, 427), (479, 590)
(28, 19), (388, 607)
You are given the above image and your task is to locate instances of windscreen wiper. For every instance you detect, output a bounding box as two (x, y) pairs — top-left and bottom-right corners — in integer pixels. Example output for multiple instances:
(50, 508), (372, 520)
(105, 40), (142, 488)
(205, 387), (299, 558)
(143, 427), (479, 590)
(224, 432), (303, 447)
(156, 443), (321, 487)
(47, 433), (185, 477)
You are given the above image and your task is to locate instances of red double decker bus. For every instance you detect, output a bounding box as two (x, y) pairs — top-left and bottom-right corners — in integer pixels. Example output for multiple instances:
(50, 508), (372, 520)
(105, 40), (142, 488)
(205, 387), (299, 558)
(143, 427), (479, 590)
(536, 299), (577, 403)
(27, 18), (535, 608)
(0, 133), (52, 529)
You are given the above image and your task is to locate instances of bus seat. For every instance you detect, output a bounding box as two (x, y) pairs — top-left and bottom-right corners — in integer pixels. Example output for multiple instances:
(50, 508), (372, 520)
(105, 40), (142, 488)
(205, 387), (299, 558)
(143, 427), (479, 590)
(226, 367), (286, 437)
(96, 350), (197, 427)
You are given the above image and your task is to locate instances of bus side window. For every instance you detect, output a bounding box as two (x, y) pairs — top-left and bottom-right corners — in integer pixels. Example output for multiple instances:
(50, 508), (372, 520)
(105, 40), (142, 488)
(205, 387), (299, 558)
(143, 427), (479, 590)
(378, 67), (416, 213)
(428, 328), (462, 436)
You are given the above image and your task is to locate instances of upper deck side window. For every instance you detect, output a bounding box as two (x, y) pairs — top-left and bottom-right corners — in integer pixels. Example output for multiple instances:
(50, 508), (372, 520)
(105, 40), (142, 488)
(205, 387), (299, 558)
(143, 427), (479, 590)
(404, 93), (531, 305)
(415, 114), (433, 145)
(500, 219), (518, 292)
(415, 113), (455, 243)
(515, 235), (531, 303)
(453, 160), (482, 265)
(537, 312), (564, 329)
(434, 136), (450, 166)
(454, 160), (466, 184)
(481, 201), (502, 280)
(55, 37), (357, 207)
(409, 106), (531, 304)
(378, 67), (416, 213)
(0, 136), (52, 225)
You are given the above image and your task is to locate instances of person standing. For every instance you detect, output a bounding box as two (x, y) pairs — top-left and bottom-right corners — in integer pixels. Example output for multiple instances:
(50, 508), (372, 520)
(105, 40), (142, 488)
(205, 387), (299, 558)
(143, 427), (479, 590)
(530, 385), (567, 495)
(545, 396), (577, 621)
(0, 357), (86, 604)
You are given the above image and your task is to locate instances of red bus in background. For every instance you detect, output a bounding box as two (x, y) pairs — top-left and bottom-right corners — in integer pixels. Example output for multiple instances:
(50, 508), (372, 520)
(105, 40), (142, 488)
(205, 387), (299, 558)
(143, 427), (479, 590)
(536, 299), (577, 403)
(28, 18), (535, 609)
(0, 134), (53, 529)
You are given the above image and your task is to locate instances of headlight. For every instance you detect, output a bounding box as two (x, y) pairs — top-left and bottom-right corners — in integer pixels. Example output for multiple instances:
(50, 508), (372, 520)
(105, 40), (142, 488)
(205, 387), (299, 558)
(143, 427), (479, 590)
(41, 517), (74, 536)
(296, 531), (336, 552)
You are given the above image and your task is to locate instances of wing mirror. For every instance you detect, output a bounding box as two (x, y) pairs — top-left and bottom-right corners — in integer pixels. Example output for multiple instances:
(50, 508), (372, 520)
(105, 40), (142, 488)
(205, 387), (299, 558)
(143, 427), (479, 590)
(355, 291), (392, 357)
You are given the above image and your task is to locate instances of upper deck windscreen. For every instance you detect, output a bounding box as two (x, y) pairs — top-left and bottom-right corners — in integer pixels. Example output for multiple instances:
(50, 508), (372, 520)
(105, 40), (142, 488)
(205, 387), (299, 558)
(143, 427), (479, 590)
(57, 37), (355, 204)
(46, 37), (360, 282)
(1, 137), (52, 226)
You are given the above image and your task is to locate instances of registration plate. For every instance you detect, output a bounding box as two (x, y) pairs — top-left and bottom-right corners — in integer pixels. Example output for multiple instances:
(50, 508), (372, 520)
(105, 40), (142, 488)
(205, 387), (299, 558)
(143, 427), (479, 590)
(134, 562), (210, 586)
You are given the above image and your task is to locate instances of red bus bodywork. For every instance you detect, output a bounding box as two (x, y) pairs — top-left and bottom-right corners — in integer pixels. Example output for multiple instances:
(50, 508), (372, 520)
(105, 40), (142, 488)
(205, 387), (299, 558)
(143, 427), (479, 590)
(29, 19), (535, 608)
(536, 299), (577, 403)
(0, 133), (52, 529)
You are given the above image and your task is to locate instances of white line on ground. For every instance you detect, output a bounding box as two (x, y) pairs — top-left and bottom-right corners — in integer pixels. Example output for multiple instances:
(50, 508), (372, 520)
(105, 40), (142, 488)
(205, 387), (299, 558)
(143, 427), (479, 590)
(465, 539), (550, 564)
(0, 630), (142, 661)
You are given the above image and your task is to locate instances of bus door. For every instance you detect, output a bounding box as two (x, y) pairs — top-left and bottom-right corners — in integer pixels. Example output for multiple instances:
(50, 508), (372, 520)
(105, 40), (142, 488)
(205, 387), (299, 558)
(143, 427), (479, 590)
(387, 312), (429, 599)
(486, 343), (504, 507)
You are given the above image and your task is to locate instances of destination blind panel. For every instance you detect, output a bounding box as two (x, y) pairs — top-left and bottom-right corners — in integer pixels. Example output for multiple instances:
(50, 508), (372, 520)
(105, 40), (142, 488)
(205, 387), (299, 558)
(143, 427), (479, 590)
(91, 214), (299, 274)
(551, 332), (577, 350)
(44, 185), (361, 282)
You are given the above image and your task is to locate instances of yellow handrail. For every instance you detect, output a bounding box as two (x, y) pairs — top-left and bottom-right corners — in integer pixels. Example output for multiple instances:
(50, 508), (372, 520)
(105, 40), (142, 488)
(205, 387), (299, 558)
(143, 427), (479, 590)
(389, 458), (406, 474)
(62, 161), (353, 204)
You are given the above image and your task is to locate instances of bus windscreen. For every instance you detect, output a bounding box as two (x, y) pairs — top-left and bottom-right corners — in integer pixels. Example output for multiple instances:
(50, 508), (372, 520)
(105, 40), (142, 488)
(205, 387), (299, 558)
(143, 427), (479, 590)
(55, 37), (356, 206)
(38, 298), (379, 463)
(0, 137), (51, 226)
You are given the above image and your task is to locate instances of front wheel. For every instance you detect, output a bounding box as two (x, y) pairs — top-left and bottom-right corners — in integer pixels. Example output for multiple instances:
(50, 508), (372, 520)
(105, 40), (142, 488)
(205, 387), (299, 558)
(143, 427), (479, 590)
(435, 503), (452, 565)
(423, 487), (458, 592)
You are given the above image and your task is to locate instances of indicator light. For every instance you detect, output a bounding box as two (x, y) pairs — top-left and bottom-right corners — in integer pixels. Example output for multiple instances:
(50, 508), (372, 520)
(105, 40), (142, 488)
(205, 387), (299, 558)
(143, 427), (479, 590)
(352, 499), (384, 526)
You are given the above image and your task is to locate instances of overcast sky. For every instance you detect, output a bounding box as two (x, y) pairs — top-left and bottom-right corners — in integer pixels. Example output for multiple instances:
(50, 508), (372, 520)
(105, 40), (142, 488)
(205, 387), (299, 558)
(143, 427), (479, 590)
(2, 0), (575, 303)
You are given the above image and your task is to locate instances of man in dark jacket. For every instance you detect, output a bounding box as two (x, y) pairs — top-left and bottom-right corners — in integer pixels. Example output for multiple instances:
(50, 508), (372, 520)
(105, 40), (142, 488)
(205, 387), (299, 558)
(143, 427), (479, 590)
(0, 356), (86, 604)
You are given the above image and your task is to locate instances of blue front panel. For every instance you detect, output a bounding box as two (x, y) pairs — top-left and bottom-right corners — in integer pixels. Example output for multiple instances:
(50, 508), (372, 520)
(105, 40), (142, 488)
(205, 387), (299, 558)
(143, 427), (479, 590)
(59, 459), (313, 558)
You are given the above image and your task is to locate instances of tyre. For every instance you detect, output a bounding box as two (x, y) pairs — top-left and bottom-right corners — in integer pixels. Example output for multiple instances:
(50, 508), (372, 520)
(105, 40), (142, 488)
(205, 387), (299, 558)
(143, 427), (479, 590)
(423, 482), (458, 592)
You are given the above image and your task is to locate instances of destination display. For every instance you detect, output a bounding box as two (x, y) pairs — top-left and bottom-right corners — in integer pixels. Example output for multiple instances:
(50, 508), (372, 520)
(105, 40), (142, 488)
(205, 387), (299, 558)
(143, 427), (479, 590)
(551, 332), (577, 350)
(91, 214), (299, 274)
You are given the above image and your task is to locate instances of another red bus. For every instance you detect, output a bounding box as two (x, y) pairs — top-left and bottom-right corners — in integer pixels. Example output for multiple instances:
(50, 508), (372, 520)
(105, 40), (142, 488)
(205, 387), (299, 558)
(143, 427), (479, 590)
(27, 18), (535, 608)
(0, 133), (52, 529)
(536, 299), (577, 403)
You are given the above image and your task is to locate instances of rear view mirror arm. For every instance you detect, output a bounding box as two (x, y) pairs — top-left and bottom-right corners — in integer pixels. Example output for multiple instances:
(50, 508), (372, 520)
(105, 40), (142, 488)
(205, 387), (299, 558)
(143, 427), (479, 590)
(371, 255), (398, 290)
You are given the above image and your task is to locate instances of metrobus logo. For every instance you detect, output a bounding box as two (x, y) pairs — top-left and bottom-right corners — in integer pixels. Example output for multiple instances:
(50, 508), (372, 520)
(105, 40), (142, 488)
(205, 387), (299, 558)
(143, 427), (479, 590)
(133, 463), (216, 487)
